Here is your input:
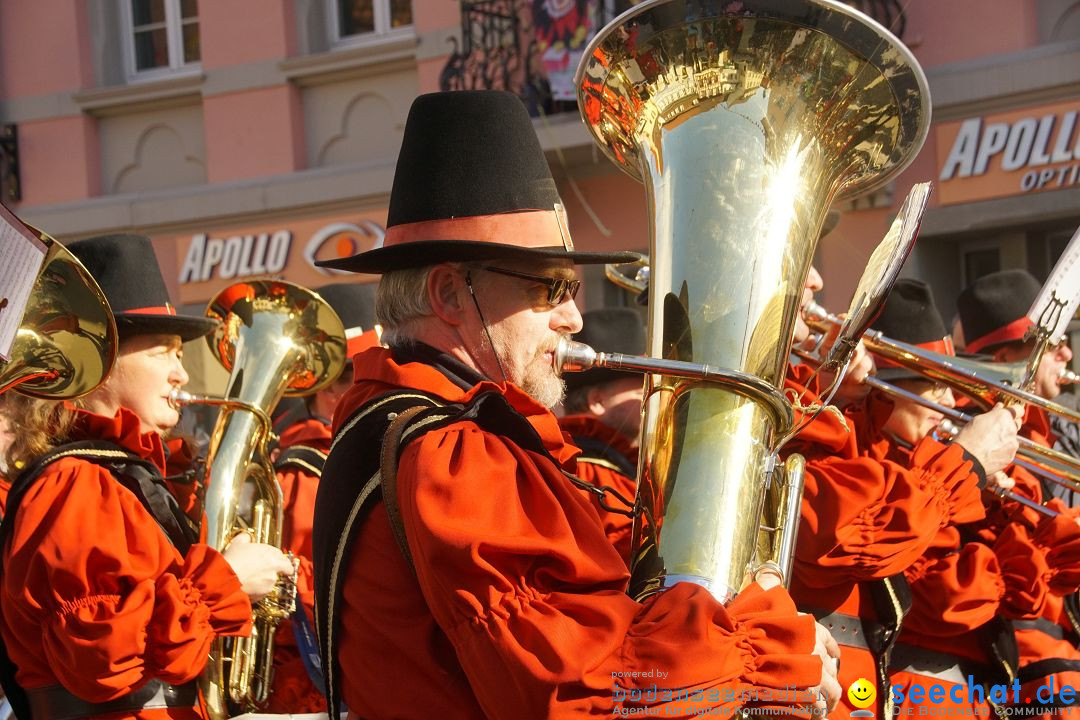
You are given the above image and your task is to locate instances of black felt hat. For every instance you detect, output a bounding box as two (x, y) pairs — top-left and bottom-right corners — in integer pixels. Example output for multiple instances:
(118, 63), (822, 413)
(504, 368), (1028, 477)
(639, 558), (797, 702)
(957, 269), (1040, 354)
(871, 278), (953, 381)
(316, 91), (639, 274)
(565, 308), (646, 391)
(67, 233), (217, 342)
(316, 282), (379, 357)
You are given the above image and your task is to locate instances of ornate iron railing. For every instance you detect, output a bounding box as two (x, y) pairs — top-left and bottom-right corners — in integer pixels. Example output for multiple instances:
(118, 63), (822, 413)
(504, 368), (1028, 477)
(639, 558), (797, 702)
(440, 0), (907, 115)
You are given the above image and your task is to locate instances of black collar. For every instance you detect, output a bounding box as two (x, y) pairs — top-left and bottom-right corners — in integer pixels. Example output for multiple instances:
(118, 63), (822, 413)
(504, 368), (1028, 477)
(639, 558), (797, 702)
(390, 341), (487, 392)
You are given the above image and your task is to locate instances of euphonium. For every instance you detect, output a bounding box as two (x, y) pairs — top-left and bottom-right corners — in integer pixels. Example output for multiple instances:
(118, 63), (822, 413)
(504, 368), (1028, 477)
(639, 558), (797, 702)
(186, 280), (345, 718)
(0, 228), (116, 398)
(576, 0), (929, 602)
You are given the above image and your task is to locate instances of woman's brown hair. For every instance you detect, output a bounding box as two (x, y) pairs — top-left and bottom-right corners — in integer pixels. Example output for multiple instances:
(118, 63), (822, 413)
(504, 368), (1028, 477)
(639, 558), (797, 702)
(0, 394), (76, 476)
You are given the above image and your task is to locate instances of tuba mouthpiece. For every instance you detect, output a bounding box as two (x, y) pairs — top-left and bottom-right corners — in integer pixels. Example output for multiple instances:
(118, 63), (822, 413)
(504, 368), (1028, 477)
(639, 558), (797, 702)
(168, 388), (195, 410)
(554, 337), (598, 375)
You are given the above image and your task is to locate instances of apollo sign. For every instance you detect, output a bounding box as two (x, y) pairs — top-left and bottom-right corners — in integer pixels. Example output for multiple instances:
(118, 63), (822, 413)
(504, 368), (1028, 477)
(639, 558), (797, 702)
(936, 100), (1080, 205)
(157, 211), (387, 304)
(179, 231), (292, 283)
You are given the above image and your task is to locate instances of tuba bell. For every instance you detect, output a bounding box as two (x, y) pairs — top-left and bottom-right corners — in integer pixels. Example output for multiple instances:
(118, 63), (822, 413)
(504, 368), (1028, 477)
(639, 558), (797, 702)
(0, 226), (116, 399)
(576, 0), (929, 602)
(177, 279), (346, 718)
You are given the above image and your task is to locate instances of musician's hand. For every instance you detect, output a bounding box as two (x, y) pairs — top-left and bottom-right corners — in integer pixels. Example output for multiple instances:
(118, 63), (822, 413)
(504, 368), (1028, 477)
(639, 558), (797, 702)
(808, 620), (842, 714)
(986, 470), (1016, 492)
(222, 533), (294, 602)
(816, 318), (875, 408)
(954, 404), (1022, 477)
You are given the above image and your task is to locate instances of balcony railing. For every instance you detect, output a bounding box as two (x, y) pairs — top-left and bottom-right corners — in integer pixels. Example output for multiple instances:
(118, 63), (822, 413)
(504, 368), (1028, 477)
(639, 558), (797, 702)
(440, 0), (907, 116)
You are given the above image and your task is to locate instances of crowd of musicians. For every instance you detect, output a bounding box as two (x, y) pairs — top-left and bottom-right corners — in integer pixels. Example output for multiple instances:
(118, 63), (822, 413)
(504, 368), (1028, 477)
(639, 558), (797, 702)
(0, 90), (1080, 720)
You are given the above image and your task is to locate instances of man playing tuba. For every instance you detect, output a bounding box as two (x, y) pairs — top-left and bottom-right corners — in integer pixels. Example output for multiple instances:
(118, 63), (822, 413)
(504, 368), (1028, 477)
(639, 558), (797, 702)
(311, 89), (840, 720)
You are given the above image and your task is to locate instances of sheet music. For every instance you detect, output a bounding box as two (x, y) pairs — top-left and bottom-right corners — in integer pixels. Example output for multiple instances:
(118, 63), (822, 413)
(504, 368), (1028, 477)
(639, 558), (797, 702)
(1028, 224), (1080, 341)
(0, 203), (47, 361)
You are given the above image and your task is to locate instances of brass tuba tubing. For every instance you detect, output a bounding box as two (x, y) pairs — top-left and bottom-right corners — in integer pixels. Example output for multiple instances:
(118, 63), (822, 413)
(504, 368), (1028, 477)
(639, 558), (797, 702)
(576, 0), (928, 603)
(557, 337), (807, 584)
(0, 232), (117, 399)
(195, 280), (345, 718)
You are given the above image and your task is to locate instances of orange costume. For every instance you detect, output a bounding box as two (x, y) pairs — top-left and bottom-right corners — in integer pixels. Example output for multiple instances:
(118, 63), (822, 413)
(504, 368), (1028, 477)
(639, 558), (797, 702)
(313, 346), (823, 720)
(0, 406), (251, 720)
(785, 366), (986, 719)
(557, 414), (637, 562)
(264, 415), (329, 713)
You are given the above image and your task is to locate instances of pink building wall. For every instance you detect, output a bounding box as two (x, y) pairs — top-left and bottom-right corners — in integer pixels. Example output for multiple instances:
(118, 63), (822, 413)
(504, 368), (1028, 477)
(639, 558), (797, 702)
(0, 0), (99, 206)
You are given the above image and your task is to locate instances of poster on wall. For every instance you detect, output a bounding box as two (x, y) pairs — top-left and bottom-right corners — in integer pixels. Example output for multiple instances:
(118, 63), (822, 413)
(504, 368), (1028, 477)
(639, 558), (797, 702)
(534, 0), (602, 101)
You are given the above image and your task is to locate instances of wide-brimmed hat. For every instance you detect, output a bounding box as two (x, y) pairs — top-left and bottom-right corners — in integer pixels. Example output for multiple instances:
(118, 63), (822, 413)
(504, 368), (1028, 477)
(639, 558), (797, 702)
(316, 90), (639, 274)
(565, 307), (646, 392)
(317, 282), (379, 359)
(67, 233), (217, 342)
(871, 278), (954, 382)
(957, 269), (1040, 354)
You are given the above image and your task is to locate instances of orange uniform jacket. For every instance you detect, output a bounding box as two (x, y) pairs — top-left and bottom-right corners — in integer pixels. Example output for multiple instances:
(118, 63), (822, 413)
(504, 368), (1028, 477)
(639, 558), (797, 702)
(557, 414), (637, 562)
(328, 346), (822, 719)
(0, 406), (251, 720)
(784, 366), (986, 719)
(265, 416), (327, 714)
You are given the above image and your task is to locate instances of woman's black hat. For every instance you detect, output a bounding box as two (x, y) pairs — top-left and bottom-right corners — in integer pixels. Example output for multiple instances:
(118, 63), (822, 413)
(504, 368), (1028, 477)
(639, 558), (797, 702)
(316, 90), (639, 274)
(565, 307), (646, 392)
(957, 269), (1040, 354)
(67, 233), (217, 342)
(871, 278), (953, 381)
(316, 281), (379, 357)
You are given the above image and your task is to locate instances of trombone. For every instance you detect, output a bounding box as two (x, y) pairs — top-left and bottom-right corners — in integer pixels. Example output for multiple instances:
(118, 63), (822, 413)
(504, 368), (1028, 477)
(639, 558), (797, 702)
(800, 304), (1080, 516)
(806, 302), (1080, 425)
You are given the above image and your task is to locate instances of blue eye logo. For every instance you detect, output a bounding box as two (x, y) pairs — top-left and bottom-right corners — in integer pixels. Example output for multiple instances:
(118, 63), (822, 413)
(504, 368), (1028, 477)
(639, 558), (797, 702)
(304, 220), (385, 275)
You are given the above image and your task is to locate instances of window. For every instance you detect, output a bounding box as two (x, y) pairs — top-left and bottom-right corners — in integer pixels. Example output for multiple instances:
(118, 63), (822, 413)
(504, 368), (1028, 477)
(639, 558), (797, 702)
(963, 247), (1001, 287)
(124, 0), (200, 78)
(330, 0), (413, 45)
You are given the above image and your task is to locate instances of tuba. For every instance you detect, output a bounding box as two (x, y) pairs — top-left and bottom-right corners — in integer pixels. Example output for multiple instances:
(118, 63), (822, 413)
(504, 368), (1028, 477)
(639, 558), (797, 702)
(178, 279), (345, 718)
(576, 0), (929, 602)
(0, 228), (116, 399)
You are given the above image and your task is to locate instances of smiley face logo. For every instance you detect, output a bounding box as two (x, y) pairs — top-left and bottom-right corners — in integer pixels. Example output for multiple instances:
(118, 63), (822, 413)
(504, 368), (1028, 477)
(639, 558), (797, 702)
(847, 678), (876, 709)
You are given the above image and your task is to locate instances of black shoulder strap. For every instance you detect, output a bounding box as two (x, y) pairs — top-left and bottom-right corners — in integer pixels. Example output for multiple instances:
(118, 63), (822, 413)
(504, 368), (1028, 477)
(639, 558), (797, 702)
(273, 445), (329, 478)
(0, 440), (199, 720)
(311, 389), (560, 715)
(867, 574), (912, 718)
(571, 434), (636, 477)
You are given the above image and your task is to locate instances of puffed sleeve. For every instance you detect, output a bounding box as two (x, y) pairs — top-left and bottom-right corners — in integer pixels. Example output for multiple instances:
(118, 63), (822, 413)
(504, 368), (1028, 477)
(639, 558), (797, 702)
(902, 535), (1004, 636)
(397, 424), (821, 719)
(1033, 503), (1080, 595)
(991, 524), (1049, 619)
(3, 458), (250, 701)
(795, 438), (984, 587)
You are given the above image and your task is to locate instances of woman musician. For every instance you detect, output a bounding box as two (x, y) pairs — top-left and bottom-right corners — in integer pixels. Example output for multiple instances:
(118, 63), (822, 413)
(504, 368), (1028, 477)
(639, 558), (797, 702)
(0, 234), (292, 720)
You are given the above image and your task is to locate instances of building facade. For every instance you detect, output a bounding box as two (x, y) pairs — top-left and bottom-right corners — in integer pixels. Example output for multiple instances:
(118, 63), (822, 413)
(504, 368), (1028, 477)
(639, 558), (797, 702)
(1, 0), (1079, 382)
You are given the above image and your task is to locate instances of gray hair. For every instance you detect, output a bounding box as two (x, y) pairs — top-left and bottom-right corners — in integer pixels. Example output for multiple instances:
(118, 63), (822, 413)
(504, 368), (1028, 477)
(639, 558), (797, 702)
(375, 265), (436, 347)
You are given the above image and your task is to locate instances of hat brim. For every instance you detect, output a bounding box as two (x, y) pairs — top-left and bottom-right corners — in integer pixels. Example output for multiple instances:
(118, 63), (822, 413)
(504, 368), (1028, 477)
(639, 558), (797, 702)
(315, 241), (641, 274)
(117, 313), (219, 343)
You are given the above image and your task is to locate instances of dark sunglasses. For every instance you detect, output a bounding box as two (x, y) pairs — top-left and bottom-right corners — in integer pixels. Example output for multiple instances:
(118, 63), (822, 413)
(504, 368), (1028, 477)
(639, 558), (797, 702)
(482, 266), (581, 307)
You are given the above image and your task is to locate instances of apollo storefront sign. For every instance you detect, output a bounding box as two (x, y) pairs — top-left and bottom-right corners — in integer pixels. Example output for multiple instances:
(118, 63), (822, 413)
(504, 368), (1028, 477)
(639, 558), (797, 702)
(154, 211), (387, 304)
(936, 99), (1080, 205)
(178, 230), (293, 282)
